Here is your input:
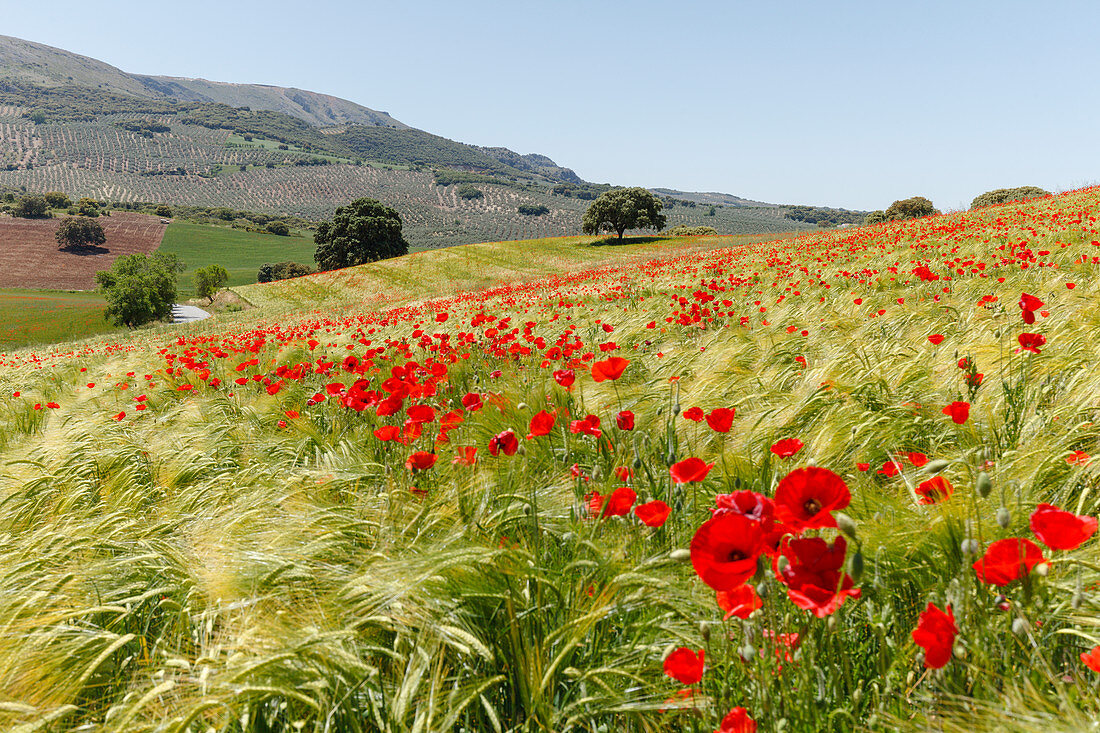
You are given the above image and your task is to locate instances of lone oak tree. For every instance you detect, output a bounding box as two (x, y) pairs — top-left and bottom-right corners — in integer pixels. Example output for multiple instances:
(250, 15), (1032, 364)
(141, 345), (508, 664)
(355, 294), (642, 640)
(582, 187), (666, 241)
(314, 198), (408, 271)
(95, 252), (184, 328)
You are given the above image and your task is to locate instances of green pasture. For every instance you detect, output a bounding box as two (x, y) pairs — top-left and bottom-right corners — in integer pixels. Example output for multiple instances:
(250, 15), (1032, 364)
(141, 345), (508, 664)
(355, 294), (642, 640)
(0, 289), (120, 350)
(159, 222), (318, 291)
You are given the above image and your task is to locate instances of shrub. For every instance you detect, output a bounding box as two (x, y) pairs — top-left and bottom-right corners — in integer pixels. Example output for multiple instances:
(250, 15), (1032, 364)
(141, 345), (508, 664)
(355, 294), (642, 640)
(970, 186), (1051, 210)
(13, 194), (49, 218)
(265, 221), (290, 236)
(154, 204), (173, 218)
(884, 196), (938, 221)
(456, 183), (484, 200)
(94, 252), (184, 328)
(864, 210), (888, 225)
(518, 204), (549, 216)
(44, 191), (71, 209)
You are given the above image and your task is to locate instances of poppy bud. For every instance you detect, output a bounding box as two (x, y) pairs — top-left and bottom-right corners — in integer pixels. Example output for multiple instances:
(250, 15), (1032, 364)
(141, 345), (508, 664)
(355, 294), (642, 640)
(776, 555), (789, 575)
(1034, 562), (1049, 577)
(670, 549), (691, 562)
(953, 643), (965, 660)
(672, 403), (681, 416)
(516, 402), (527, 411)
(960, 539), (980, 555)
(1011, 618), (1029, 636)
(755, 581), (768, 599)
(906, 671), (915, 686)
(852, 688), (863, 705)
(665, 451), (676, 466)
(924, 459), (950, 474)
(699, 621), (711, 642)
(976, 471), (992, 498)
(835, 512), (858, 540)
(848, 550), (864, 584)
(591, 464), (603, 481)
(739, 644), (756, 662)
(996, 506), (1011, 528)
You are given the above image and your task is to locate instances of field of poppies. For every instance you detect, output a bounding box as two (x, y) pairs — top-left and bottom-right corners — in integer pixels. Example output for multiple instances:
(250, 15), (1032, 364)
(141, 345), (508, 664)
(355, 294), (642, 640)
(1, 186), (1100, 732)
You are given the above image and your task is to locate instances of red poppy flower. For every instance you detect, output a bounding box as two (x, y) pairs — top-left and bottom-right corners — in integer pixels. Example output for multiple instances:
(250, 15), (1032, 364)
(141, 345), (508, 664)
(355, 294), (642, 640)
(406, 404), (436, 424)
(877, 460), (901, 477)
(1017, 333), (1046, 354)
(773, 467), (850, 532)
(461, 392), (484, 412)
(570, 414), (602, 438)
(779, 535), (861, 617)
(856, 462), (871, 472)
(616, 410), (635, 430)
(113, 411), (126, 421)
(1067, 451), (1091, 466)
(46, 401), (60, 408)
(488, 429), (519, 456)
(706, 407), (736, 433)
(374, 426), (400, 441)
(691, 512), (765, 590)
(770, 438), (804, 458)
(663, 647), (704, 685)
(927, 334), (945, 345)
(713, 491), (775, 524)
(553, 369), (576, 388)
(972, 538), (1047, 586)
(1019, 292), (1043, 324)
(527, 409), (556, 438)
(405, 451), (437, 471)
(670, 457), (714, 484)
(591, 356), (629, 382)
(957, 357), (970, 370)
(915, 476), (953, 505)
(907, 451), (928, 467)
(716, 584), (762, 620)
(682, 406), (705, 422)
(1029, 503), (1098, 550)
(634, 500), (671, 527)
(1082, 645), (1100, 672)
(452, 446), (477, 466)
(602, 486), (636, 517)
(943, 401), (970, 424)
(911, 602), (958, 669)
(716, 707), (757, 733)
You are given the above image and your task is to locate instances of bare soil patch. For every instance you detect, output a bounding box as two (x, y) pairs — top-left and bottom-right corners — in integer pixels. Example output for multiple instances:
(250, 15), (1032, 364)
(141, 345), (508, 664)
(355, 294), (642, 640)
(0, 212), (167, 290)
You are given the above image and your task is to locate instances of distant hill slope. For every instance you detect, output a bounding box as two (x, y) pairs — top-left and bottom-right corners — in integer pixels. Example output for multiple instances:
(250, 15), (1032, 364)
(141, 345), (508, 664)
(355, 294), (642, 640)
(0, 35), (404, 129)
(0, 34), (816, 248)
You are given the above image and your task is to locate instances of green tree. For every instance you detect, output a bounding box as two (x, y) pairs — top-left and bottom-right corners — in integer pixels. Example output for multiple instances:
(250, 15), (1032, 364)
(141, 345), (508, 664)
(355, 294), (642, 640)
(265, 221), (290, 236)
(13, 194), (49, 218)
(154, 204), (173, 218)
(314, 198), (408, 271)
(884, 196), (938, 221)
(55, 217), (106, 250)
(257, 263), (275, 283)
(95, 252), (184, 328)
(76, 197), (100, 217)
(44, 191), (71, 209)
(863, 210), (888, 225)
(193, 264), (229, 303)
(581, 187), (666, 240)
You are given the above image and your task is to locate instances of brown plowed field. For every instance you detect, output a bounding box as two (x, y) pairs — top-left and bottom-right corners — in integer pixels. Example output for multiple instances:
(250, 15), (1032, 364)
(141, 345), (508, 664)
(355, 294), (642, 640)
(0, 212), (167, 290)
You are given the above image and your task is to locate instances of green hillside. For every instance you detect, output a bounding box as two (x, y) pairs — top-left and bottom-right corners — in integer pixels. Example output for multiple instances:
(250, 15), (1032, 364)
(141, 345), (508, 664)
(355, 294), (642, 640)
(159, 223), (318, 290)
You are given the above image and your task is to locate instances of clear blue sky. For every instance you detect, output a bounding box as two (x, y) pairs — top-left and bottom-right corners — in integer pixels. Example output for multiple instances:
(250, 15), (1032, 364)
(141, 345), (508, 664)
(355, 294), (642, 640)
(1, 0), (1097, 211)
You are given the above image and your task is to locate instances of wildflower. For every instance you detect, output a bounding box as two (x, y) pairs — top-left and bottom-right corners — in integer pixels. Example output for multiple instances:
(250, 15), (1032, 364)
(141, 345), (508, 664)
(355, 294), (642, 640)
(405, 451), (437, 471)
(973, 538), (1047, 586)
(527, 409), (556, 438)
(635, 500), (671, 527)
(682, 406), (705, 422)
(488, 429), (519, 456)
(773, 467), (851, 532)
(663, 647), (704, 685)
(1030, 504), (1097, 550)
(928, 334), (945, 345)
(590, 356), (629, 382)
(691, 512), (766, 590)
(706, 407), (736, 433)
(374, 426), (399, 441)
(943, 401), (970, 424)
(911, 602), (958, 669)
(770, 438), (804, 458)
(716, 584), (762, 620)
(1017, 333), (1046, 354)
(715, 707), (757, 733)
(907, 451), (928, 467)
(553, 369), (576, 388)
(452, 446), (477, 466)
(714, 490), (774, 522)
(779, 535), (861, 617)
(1067, 451), (1091, 466)
(1019, 292), (1044, 324)
(461, 392), (484, 412)
(602, 487), (636, 517)
(616, 409), (635, 430)
(915, 476), (953, 504)
(670, 457), (714, 484)
(1082, 646), (1100, 672)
